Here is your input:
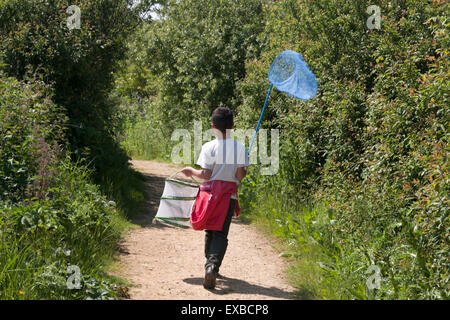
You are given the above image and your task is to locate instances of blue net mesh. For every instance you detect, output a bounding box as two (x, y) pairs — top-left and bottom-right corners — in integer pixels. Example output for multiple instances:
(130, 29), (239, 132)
(268, 50), (318, 100)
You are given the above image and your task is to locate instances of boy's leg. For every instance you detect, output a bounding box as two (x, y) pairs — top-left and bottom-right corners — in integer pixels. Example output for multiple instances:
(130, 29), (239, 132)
(204, 230), (213, 259)
(205, 199), (236, 274)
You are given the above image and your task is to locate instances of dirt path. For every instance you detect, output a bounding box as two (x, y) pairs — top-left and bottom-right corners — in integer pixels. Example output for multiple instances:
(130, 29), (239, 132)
(113, 160), (296, 300)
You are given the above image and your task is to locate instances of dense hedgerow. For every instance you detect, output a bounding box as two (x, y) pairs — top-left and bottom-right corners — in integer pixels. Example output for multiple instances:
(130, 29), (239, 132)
(0, 0), (148, 215)
(0, 73), (128, 299)
(237, 0), (448, 299)
(0, 160), (124, 300)
(114, 0), (265, 132)
(0, 71), (67, 203)
(0, 0), (157, 299)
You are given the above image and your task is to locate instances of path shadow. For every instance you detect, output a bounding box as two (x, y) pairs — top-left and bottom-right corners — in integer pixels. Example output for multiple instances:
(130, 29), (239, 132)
(129, 170), (197, 229)
(183, 275), (296, 300)
(129, 172), (167, 227)
(231, 217), (252, 225)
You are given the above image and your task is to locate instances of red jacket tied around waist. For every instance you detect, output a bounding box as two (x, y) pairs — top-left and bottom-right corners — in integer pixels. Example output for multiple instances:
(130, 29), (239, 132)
(190, 180), (241, 231)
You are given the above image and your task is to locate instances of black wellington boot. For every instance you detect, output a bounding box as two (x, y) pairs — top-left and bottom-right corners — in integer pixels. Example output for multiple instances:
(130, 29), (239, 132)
(203, 264), (216, 289)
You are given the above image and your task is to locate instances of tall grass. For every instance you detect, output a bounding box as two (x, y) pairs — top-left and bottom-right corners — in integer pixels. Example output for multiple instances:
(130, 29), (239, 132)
(0, 235), (37, 299)
(0, 160), (132, 300)
(239, 170), (405, 300)
(116, 98), (192, 163)
(120, 118), (173, 161)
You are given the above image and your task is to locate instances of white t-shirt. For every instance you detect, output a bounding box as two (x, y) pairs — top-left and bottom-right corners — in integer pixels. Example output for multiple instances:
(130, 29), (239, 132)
(196, 138), (249, 198)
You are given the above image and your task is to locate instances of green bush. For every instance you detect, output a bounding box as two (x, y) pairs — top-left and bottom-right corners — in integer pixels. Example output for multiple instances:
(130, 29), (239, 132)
(0, 73), (126, 299)
(0, 0), (147, 214)
(114, 0), (265, 139)
(0, 159), (123, 300)
(0, 72), (67, 202)
(237, 0), (448, 299)
(0, 1), (160, 300)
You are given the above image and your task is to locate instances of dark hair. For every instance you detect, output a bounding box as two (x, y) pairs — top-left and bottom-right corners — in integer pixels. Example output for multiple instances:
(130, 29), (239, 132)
(211, 107), (233, 133)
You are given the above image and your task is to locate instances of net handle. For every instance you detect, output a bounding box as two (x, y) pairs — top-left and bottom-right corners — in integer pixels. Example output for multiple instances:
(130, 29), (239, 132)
(168, 169), (200, 184)
(248, 83), (273, 155)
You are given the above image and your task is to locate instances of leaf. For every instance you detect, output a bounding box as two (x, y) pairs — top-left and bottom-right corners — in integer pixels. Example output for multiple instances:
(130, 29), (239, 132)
(278, 251), (293, 258)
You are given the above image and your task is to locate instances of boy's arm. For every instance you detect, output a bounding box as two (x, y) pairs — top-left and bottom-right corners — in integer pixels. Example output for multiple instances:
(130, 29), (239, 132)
(181, 167), (212, 180)
(235, 144), (249, 181)
(184, 142), (213, 180)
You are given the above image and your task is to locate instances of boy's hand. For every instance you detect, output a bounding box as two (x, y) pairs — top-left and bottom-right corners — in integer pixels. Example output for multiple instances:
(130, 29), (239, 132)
(181, 167), (212, 180)
(181, 167), (193, 177)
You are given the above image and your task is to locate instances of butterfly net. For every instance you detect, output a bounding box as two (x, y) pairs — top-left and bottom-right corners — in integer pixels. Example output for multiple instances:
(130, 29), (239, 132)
(268, 50), (318, 100)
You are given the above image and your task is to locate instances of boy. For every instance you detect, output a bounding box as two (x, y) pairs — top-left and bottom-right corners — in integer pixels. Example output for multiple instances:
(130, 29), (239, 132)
(181, 107), (249, 289)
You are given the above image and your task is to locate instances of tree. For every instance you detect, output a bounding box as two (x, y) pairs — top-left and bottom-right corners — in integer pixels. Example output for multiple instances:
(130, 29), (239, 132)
(132, 0), (265, 129)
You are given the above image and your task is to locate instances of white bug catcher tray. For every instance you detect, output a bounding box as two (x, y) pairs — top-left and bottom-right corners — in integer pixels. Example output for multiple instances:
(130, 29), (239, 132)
(154, 173), (200, 228)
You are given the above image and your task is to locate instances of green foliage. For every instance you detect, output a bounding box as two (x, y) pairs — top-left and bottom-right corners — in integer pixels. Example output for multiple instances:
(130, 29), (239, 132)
(0, 0), (146, 213)
(114, 0), (265, 139)
(0, 73), (128, 299)
(0, 159), (124, 300)
(237, 0), (449, 299)
(0, 72), (67, 202)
